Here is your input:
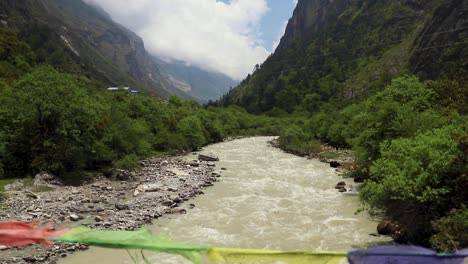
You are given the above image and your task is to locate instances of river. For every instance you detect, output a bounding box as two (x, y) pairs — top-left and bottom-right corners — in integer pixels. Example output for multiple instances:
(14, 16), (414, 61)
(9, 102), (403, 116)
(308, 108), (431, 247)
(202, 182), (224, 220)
(60, 137), (390, 264)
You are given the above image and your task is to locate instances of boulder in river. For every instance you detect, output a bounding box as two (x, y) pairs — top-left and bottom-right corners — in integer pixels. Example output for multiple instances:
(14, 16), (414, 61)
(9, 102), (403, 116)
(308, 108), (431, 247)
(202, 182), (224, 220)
(353, 177), (364, 183)
(198, 153), (219, 162)
(329, 161), (341, 168)
(335, 181), (346, 189)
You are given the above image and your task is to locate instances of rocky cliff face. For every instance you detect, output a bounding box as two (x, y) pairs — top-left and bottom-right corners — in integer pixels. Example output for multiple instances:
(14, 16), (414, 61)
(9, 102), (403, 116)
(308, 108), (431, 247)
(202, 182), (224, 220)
(221, 0), (466, 113)
(410, 0), (468, 81)
(277, 0), (353, 51)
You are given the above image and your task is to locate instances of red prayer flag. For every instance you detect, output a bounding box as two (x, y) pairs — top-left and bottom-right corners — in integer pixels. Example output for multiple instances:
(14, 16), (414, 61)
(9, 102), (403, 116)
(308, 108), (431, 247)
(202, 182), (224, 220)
(0, 222), (68, 246)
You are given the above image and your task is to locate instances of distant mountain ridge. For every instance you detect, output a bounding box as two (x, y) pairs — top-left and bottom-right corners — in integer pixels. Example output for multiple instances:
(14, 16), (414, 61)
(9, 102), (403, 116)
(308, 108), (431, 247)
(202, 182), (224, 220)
(155, 58), (238, 102)
(0, 0), (235, 101)
(220, 0), (467, 112)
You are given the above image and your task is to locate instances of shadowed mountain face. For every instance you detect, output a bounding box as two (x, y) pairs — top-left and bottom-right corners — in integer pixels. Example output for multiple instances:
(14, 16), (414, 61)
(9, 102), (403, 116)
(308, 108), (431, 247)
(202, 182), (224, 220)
(220, 0), (467, 113)
(0, 0), (236, 101)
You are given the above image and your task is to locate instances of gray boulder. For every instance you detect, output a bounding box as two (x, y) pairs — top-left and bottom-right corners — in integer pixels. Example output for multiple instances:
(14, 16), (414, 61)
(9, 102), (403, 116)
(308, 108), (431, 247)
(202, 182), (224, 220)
(33, 172), (62, 187)
(4, 180), (24, 191)
(198, 153), (219, 162)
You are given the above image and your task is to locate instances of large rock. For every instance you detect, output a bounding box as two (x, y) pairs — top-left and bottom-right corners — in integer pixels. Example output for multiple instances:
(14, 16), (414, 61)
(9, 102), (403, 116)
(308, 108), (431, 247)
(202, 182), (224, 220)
(377, 220), (400, 235)
(335, 181), (346, 189)
(4, 180), (24, 191)
(198, 153), (219, 162)
(33, 172), (63, 187)
(114, 169), (133, 181)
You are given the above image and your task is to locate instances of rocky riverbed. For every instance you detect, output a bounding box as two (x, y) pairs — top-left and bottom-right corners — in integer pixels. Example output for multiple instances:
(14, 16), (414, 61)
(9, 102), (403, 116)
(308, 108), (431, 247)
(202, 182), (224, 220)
(0, 155), (221, 264)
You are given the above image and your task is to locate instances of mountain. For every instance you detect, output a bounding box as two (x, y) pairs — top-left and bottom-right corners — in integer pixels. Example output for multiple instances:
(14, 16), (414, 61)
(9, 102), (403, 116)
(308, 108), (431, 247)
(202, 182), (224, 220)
(0, 0), (235, 101)
(220, 0), (467, 113)
(155, 58), (238, 102)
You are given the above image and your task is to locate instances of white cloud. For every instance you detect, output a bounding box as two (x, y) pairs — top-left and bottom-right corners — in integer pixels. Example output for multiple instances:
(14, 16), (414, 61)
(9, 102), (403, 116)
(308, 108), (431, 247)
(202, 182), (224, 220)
(84, 0), (270, 80)
(271, 19), (289, 52)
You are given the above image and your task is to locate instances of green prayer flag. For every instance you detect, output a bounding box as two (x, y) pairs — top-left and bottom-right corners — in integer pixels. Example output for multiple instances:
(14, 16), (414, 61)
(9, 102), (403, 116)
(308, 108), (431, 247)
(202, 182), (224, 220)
(52, 227), (209, 264)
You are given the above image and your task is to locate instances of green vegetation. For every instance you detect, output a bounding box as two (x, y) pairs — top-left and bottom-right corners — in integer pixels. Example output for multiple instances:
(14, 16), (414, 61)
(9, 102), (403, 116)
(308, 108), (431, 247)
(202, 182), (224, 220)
(431, 208), (468, 252)
(278, 126), (321, 155)
(0, 67), (280, 182)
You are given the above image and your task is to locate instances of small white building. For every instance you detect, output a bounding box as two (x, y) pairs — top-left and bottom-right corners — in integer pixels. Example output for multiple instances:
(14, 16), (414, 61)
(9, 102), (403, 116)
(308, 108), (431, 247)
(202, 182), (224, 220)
(107, 87), (119, 92)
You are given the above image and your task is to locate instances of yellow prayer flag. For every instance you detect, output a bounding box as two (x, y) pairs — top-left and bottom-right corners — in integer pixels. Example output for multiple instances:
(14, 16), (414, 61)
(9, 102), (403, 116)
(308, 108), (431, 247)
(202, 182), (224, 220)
(208, 247), (347, 264)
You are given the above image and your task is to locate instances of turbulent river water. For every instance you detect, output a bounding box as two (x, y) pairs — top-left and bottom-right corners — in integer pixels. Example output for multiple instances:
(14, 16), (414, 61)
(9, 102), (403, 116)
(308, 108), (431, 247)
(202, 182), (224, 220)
(60, 137), (390, 264)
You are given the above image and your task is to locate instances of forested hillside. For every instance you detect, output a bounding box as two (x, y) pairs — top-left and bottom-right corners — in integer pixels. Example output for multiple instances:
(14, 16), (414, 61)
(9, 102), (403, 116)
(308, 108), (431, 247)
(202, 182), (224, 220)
(220, 0), (466, 113)
(220, 0), (467, 252)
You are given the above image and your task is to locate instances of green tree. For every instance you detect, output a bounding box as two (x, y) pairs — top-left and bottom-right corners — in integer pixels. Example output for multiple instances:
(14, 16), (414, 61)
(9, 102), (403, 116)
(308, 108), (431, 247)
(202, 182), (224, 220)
(360, 126), (464, 244)
(176, 116), (206, 149)
(7, 66), (100, 178)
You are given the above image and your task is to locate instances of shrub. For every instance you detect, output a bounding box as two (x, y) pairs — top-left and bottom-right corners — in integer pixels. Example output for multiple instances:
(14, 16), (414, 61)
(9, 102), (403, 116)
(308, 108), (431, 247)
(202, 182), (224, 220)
(431, 209), (468, 252)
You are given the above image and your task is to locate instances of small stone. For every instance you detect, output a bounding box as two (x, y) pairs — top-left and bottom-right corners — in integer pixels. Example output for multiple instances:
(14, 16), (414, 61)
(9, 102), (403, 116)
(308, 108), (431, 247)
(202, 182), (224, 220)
(25, 191), (39, 199)
(115, 204), (130, 210)
(170, 195), (181, 203)
(161, 200), (173, 206)
(94, 216), (103, 222)
(188, 161), (200, 167)
(69, 214), (80, 221)
(221, 167), (227, 171)
(173, 208), (187, 214)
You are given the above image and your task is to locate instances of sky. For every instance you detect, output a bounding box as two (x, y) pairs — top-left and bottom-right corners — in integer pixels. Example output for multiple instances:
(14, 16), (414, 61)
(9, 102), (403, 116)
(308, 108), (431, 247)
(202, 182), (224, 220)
(84, 0), (297, 80)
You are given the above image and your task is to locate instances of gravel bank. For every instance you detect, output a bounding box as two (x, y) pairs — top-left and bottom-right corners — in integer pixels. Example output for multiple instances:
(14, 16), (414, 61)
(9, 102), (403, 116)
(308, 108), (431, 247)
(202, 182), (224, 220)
(0, 155), (221, 264)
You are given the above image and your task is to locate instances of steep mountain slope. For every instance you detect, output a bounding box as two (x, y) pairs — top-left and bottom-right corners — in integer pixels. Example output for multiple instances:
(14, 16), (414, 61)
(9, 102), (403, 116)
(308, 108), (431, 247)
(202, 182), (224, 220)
(155, 58), (238, 102)
(0, 0), (190, 98)
(221, 0), (467, 113)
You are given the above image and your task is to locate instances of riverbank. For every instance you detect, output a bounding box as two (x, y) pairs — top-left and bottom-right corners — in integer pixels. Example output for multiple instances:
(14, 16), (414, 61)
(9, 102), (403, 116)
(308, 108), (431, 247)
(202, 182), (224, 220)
(0, 155), (221, 264)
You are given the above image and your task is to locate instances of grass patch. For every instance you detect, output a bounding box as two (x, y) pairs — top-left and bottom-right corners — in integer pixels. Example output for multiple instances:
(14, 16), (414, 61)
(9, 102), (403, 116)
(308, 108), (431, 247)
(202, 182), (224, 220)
(23, 176), (33, 186)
